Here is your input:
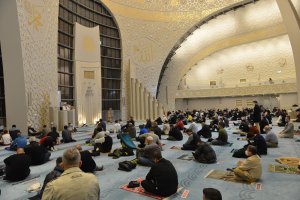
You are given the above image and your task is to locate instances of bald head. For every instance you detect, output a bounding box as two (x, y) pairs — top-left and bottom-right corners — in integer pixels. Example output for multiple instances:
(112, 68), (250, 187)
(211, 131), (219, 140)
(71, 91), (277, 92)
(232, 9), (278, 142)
(75, 144), (82, 151)
(145, 136), (154, 145)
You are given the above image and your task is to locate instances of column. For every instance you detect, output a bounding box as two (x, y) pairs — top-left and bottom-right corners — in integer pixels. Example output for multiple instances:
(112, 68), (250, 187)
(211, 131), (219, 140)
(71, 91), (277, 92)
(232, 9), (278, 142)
(149, 94), (153, 120)
(130, 78), (136, 118)
(277, 0), (300, 104)
(140, 84), (145, 120)
(153, 98), (158, 120)
(144, 90), (149, 120)
(135, 80), (141, 120)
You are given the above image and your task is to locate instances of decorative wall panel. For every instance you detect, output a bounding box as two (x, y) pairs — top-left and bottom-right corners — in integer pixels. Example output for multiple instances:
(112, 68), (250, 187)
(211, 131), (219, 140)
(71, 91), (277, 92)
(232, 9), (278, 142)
(16, 0), (59, 128)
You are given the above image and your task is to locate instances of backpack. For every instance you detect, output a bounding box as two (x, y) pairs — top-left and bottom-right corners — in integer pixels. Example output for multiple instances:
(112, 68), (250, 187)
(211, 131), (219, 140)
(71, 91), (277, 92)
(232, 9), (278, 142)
(118, 161), (136, 172)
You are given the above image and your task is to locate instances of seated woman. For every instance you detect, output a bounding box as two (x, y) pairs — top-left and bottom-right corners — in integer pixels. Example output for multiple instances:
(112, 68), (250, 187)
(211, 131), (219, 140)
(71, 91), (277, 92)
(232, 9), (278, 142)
(181, 129), (200, 150)
(278, 116), (294, 138)
(233, 118), (249, 136)
(0, 129), (12, 146)
(193, 139), (216, 164)
(232, 145), (262, 183)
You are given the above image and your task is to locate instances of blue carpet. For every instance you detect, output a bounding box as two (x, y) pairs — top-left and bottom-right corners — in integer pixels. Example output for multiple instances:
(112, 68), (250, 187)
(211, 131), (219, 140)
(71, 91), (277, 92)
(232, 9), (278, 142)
(0, 122), (299, 200)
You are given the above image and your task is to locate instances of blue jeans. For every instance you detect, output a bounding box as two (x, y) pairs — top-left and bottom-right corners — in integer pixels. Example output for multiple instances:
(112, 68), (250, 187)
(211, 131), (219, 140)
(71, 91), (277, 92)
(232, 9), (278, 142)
(137, 157), (155, 167)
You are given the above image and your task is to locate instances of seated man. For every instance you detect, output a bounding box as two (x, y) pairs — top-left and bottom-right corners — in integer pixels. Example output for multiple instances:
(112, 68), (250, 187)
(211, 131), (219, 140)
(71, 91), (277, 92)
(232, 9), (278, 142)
(167, 124), (183, 141)
(278, 116), (294, 138)
(250, 130), (267, 155)
(211, 122), (228, 146)
(9, 125), (20, 141)
(75, 145), (103, 173)
(42, 148), (100, 200)
(0, 129), (12, 146)
(10, 131), (27, 151)
(139, 124), (149, 136)
(61, 125), (76, 143)
(197, 120), (212, 139)
(25, 137), (51, 165)
(4, 148), (31, 182)
(47, 127), (60, 145)
(38, 157), (64, 198)
(37, 125), (50, 139)
(151, 122), (162, 139)
(138, 132), (162, 148)
(188, 121), (198, 135)
(93, 133), (113, 153)
(193, 139), (216, 164)
(203, 188), (222, 200)
(162, 123), (170, 135)
(141, 151), (178, 197)
(181, 129), (200, 151)
(28, 125), (38, 136)
(233, 145), (262, 183)
(137, 136), (161, 167)
(264, 126), (278, 148)
(127, 123), (137, 139)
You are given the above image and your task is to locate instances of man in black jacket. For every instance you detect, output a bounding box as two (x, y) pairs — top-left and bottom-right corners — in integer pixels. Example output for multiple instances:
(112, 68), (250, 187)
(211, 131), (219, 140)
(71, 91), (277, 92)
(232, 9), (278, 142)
(167, 125), (183, 141)
(197, 120), (212, 138)
(76, 145), (103, 173)
(4, 148), (31, 181)
(141, 151), (178, 197)
(253, 101), (261, 133)
(25, 137), (51, 165)
(182, 129), (200, 150)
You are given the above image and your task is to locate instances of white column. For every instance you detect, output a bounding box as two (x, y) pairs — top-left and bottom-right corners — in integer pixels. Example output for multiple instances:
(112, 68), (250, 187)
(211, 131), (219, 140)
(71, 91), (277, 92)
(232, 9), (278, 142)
(144, 90), (149, 120)
(135, 80), (141, 120)
(277, 0), (300, 104)
(140, 85), (145, 120)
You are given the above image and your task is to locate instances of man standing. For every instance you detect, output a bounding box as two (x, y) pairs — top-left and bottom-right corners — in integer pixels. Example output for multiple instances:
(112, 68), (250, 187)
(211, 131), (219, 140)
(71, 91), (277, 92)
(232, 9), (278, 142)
(42, 148), (100, 200)
(253, 101), (261, 133)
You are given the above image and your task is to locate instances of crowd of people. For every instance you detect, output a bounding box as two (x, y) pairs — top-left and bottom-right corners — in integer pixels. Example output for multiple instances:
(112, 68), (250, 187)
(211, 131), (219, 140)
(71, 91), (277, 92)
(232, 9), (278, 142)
(0, 100), (299, 200)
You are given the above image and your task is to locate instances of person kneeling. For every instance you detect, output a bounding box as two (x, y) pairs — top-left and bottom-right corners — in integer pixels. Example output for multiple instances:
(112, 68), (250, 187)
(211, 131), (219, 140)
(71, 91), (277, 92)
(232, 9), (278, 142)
(233, 145), (262, 183)
(181, 129), (200, 151)
(193, 139), (216, 164)
(76, 145), (103, 173)
(137, 136), (161, 167)
(25, 137), (51, 165)
(141, 151), (178, 197)
(4, 148), (31, 182)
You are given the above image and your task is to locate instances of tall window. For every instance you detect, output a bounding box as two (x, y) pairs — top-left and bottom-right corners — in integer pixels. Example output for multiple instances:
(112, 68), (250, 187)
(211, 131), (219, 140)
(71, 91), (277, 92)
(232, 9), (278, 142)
(58, 0), (122, 119)
(0, 45), (6, 126)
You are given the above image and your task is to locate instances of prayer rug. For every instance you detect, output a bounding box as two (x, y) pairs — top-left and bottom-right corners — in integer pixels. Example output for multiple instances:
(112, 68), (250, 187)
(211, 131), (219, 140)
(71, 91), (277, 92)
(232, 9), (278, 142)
(170, 146), (181, 150)
(204, 170), (251, 184)
(121, 178), (183, 200)
(177, 154), (194, 161)
(275, 157), (300, 166)
(268, 164), (299, 175)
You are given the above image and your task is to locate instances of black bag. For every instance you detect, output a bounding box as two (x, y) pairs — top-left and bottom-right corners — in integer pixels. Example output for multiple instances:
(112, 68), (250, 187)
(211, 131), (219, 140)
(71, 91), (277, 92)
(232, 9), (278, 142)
(118, 161), (136, 172)
(232, 147), (247, 158)
(128, 181), (140, 188)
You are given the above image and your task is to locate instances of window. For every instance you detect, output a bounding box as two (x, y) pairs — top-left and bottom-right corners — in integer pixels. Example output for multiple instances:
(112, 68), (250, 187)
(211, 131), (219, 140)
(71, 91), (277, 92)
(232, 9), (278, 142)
(58, 0), (122, 111)
(0, 45), (6, 125)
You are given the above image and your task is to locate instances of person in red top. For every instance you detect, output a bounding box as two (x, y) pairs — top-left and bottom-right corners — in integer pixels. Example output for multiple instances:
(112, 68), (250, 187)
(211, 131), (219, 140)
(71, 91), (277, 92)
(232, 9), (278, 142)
(176, 119), (184, 130)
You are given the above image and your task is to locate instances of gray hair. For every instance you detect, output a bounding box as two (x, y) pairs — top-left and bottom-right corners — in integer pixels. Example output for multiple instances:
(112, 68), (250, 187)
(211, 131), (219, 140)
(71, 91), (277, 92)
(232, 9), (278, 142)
(63, 148), (81, 166)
